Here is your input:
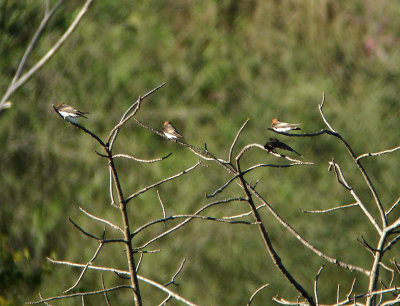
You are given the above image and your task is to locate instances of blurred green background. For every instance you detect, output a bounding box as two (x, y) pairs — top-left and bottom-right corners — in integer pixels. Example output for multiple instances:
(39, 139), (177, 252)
(1, 0), (400, 304)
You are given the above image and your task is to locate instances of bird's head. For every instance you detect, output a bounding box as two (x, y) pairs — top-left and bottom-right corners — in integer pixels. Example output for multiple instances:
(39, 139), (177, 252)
(163, 121), (171, 126)
(272, 118), (279, 124)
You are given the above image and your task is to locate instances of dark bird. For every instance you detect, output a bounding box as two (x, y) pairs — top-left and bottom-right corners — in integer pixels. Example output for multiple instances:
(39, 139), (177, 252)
(162, 121), (183, 140)
(264, 138), (302, 156)
(271, 118), (301, 132)
(56, 103), (89, 123)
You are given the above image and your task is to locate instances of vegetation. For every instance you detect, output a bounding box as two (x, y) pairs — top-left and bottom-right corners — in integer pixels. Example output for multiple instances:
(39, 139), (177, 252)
(1, 0), (400, 304)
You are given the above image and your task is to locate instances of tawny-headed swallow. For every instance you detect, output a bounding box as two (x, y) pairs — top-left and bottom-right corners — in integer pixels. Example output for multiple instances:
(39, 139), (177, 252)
(264, 138), (302, 156)
(56, 103), (88, 123)
(271, 118), (300, 132)
(162, 121), (183, 140)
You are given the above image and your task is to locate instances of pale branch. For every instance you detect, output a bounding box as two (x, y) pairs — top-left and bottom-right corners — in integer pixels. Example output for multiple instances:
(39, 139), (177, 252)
(229, 118), (250, 165)
(157, 190), (167, 230)
(108, 95), (143, 148)
(272, 297), (309, 305)
(314, 265), (324, 306)
(303, 202), (358, 214)
(136, 253), (144, 272)
(132, 214), (257, 238)
(164, 258), (186, 287)
(113, 153), (172, 163)
(247, 283), (269, 306)
(1, 0), (94, 110)
(79, 207), (123, 233)
(64, 240), (104, 293)
(386, 196), (400, 216)
(135, 197), (245, 249)
(356, 145), (400, 161)
(100, 274), (111, 306)
(125, 161), (201, 203)
(159, 295), (172, 306)
(46, 259), (198, 306)
(69, 218), (126, 243)
(328, 160), (382, 235)
(222, 204), (266, 220)
(109, 165), (117, 207)
(27, 285), (133, 304)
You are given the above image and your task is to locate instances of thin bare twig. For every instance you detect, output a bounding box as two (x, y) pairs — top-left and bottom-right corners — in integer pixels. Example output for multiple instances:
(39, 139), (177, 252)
(100, 274), (111, 306)
(79, 207), (123, 233)
(314, 266), (324, 305)
(157, 190), (167, 230)
(125, 161), (201, 203)
(64, 240), (104, 293)
(69, 218), (126, 243)
(303, 203), (358, 214)
(229, 118), (250, 165)
(1, 0), (93, 109)
(113, 153), (172, 163)
(164, 258), (186, 286)
(356, 145), (400, 161)
(247, 283), (269, 306)
(386, 196), (400, 216)
(45, 259), (198, 306)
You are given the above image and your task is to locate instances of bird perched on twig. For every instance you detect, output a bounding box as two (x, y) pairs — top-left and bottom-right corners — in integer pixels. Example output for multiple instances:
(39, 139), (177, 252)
(271, 118), (300, 132)
(162, 121), (183, 140)
(55, 103), (89, 123)
(264, 138), (302, 156)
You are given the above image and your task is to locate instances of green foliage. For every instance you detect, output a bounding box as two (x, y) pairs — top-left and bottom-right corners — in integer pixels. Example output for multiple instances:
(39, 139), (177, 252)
(1, 0), (400, 304)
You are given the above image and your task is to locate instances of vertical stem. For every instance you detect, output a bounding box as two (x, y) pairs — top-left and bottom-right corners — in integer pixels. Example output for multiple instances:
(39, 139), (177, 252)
(108, 154), (142, 306)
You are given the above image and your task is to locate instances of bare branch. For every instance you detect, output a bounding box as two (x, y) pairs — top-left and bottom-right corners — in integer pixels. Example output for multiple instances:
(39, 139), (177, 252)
(113, 153), (172, 163)
(386, 196), (400, 216)
(100, 274), (111, 306)
(45, 258), (197, 306)
(27, 285), (133, 304)
(157, 190), (167, 230)
(247, 283), (269, 306)
(229, 118), (250, 165)
(79, 207), (123, 233)
(1, 0), (94, 109)
(314, 265), (324, 305)
(356, 145), (400, 161)
(64, 241), (104, 293)
(69, 218), (126, 243)
(164, 258), (186, 287)
(126, 161), (201, 203)
(303, 202), (358, 214)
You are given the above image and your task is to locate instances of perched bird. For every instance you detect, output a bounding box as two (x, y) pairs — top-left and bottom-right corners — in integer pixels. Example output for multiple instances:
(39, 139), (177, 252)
(271, 118), (300, 132)
(264, 138), (302, 156)
(56, 103), (88, 123)
(162, 121), (183, 140)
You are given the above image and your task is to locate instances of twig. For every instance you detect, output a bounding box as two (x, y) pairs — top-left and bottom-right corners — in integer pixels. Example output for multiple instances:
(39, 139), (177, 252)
(228, 118), (250, 165)
(386, 196), (400, 216)
(69, 218), (126, 243)
(125, 161), (201, 203)
(314, 265), (324, 305)
(356, 145), (400, 161)
(164, 258), (186, 286)
(100, 274), (111, 306)
(113, 153), (172, 163)
(27, 286), (133, 304)
(303, 203), (358, 214)
(79, 207), (123, 233)
(247, 283), (269, 306)
(45, 259), (198, 306)
(64, 240), (104, 293)
(1, 0), (93, 109)
(157, 190), (167, 230)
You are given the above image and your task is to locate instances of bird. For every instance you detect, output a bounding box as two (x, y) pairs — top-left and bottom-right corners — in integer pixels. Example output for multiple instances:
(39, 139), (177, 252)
(162, 121), (183, 140)
(271, 118), (300, 132)
(56, 103), (89, 123)
(264, 138), (302, 156)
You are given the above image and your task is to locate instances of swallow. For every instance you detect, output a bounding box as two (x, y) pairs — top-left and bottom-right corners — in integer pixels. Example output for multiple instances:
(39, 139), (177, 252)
(271, 118), (300, 132)
(56, 103), (89, 123)
(264, 138), (302, 156)
(162, 121), (183, 140)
